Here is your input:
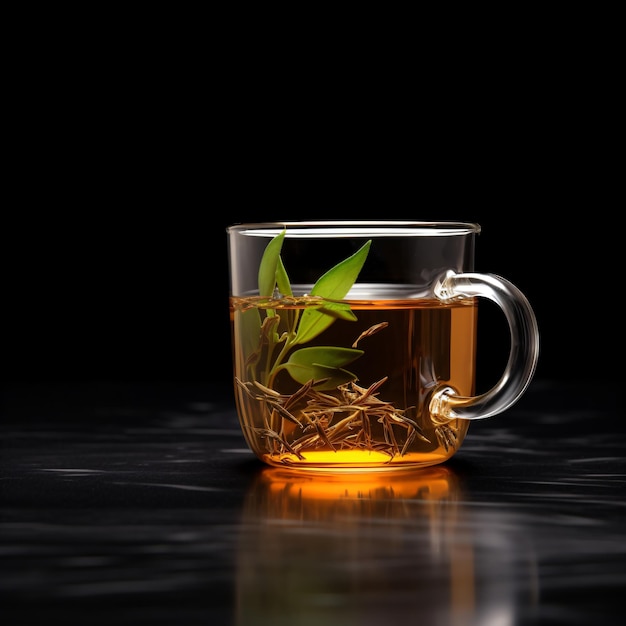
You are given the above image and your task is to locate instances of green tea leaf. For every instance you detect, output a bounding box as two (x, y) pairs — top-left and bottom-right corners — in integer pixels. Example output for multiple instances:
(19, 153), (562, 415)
(310, 240), (371, 299)
(258, 230), (285, 297)
(283, 346), (363, 390)
(282, 346), (363, 389)
(294, 240), (371, 345)
(286, 364), (359, 391)
(287, 346), (364, 369)
(275, 255), (292, 296)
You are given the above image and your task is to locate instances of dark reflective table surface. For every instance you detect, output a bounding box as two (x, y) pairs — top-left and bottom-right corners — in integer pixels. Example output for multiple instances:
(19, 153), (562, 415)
(1, 380), (624, 625)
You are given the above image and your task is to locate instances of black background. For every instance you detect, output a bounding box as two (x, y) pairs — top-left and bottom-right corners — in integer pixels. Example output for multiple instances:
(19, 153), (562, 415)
(4, 29), (621, 393)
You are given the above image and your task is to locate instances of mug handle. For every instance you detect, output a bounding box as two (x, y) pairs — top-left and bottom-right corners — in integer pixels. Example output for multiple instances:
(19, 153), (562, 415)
(430, 270), (540, 421)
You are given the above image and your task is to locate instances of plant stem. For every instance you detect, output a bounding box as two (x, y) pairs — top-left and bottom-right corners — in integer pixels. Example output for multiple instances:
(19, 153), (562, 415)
(265, 310), (301, 388)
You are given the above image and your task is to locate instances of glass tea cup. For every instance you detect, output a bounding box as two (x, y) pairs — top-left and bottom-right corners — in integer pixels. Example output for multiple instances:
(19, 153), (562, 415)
(227, 221), (539, 472)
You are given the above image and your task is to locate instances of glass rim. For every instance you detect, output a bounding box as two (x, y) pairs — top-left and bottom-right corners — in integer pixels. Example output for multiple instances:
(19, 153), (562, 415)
(227, 220), (481, 237)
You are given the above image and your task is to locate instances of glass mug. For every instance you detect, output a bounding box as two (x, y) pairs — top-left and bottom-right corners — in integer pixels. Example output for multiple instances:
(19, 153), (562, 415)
(227, 221), (539, 472)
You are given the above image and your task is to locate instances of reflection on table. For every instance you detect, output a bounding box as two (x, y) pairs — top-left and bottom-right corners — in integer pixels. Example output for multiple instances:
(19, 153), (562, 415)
(236, 466), (537, 626)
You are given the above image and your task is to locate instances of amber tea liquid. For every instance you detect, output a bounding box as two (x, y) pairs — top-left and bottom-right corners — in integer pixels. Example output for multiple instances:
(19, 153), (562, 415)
(230, 293), (478, 471)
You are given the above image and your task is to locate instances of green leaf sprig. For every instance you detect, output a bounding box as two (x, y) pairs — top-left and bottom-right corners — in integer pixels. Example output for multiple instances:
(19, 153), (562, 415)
(247, 230), (371, 391)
